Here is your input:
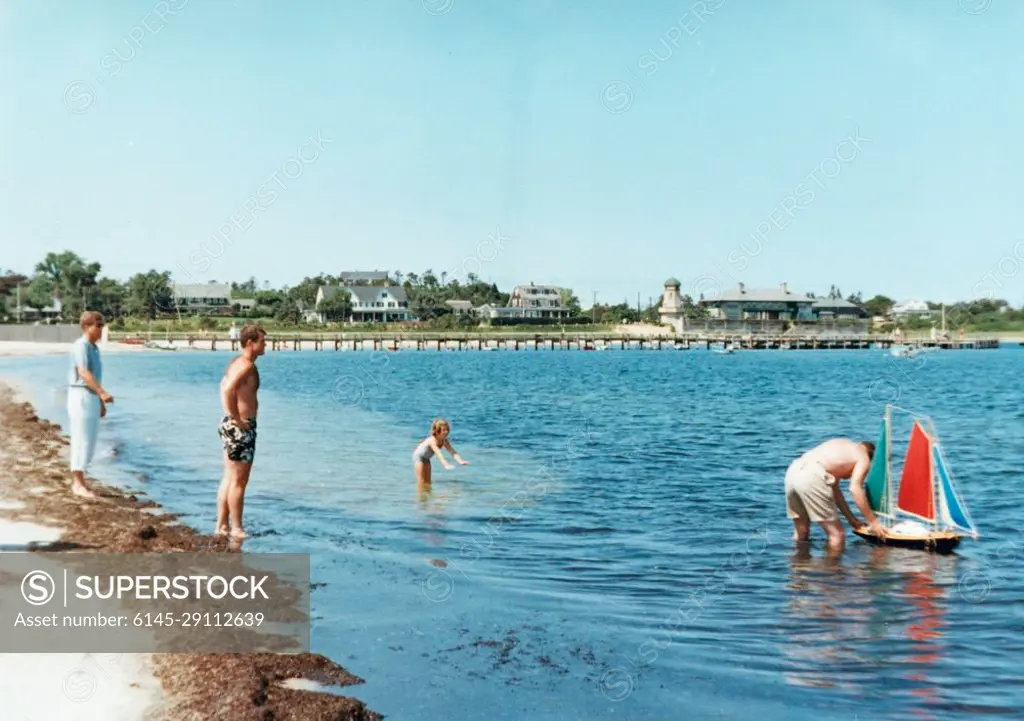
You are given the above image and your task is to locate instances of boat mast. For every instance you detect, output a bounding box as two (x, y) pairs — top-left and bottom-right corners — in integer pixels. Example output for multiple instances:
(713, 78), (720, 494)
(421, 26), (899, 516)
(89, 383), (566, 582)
(885, 404), (893, 525)
(925, 416), (952, 534)
(929, 423), (939, 532)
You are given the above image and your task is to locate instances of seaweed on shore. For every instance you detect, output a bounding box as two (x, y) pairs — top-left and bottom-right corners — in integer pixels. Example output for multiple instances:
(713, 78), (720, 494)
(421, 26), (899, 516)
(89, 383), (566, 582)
(0, 383), (381, 721)
(154, 653), (380, 721)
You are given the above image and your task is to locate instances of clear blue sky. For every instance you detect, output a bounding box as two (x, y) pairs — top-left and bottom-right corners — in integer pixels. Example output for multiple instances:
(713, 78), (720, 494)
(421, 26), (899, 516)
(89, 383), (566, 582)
(2, 0), (1023, 307)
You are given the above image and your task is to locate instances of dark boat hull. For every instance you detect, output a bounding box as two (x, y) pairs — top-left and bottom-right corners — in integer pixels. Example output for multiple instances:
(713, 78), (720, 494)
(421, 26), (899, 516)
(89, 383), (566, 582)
(854, 528), (962, 554)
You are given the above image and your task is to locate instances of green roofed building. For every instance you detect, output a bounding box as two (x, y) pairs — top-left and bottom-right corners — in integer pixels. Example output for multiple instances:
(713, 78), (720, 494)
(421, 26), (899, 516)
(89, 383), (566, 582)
(700, 282), (814, 321)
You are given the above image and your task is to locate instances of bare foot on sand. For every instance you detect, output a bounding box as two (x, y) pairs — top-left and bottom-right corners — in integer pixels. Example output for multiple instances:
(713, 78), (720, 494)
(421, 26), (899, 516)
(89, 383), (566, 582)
(215, 526), (230, 537)
(230, 528), (247, 540)
(71, 483), (96, 499)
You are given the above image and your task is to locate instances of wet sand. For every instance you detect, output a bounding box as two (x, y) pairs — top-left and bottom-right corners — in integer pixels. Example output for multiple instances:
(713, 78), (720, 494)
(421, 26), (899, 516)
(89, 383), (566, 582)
(0, 380), (381, 721)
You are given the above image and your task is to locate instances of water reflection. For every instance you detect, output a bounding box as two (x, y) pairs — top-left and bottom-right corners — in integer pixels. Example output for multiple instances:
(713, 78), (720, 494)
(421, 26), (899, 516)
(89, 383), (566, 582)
(875, 549), (949, 721)
(780, 545), (955, 718)
(416, 483), (461, 518)
(416, 484), (462, 567)
(781, 547), (878, 691)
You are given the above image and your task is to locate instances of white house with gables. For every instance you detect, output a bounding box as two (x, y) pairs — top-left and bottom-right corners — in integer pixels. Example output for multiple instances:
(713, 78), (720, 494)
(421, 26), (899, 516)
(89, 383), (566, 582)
(173, 283), (233, 315)
(348, 285), (409, 322)
(314, 284), (410, 323)
(890, 299), (934, 320)
(507, 282), (570, 319)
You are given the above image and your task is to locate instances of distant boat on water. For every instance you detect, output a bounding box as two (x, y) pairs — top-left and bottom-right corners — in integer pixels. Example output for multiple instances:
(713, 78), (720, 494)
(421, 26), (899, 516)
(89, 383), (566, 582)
(896, 345), (939, 358)
(890, 344), (921, 358)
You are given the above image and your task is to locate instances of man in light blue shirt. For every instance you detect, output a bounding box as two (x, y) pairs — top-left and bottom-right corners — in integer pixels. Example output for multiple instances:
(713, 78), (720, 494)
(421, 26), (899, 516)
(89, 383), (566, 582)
(69, 332), (102, 388)
(68, 311), (114, 498)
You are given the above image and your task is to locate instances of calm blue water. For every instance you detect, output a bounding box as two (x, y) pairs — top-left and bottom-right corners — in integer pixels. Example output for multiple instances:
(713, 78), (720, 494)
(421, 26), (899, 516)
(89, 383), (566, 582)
(3, 346), (1023, 721)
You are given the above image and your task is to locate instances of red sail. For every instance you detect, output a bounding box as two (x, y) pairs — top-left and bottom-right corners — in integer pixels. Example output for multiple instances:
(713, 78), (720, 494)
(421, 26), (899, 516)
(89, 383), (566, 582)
(897, 421), (934, 520)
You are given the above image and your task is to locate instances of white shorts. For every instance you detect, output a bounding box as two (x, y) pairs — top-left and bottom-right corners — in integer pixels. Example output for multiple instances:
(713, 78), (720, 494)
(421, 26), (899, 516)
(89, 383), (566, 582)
(68, 388), (101, 472)
(785, 459), (838, 523)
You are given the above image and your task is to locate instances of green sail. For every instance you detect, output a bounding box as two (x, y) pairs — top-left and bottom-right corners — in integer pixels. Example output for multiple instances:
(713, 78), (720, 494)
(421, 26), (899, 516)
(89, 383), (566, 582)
(863, 419), (889, 514)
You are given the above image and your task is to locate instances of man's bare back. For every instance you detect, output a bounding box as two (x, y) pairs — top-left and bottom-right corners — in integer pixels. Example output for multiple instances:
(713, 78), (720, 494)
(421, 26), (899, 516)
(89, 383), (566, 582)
(799, 438), (866, 483)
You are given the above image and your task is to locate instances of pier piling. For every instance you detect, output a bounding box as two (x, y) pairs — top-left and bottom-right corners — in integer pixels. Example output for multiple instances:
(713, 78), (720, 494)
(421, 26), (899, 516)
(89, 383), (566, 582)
(113, 331), (1002, 353)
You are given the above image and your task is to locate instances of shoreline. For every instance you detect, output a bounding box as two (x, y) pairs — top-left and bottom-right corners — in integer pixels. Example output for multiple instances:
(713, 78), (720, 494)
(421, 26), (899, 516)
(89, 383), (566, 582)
(0, 379), (381, 721)
(0, 340), (156, 358)
(0, 334), (1017, 360)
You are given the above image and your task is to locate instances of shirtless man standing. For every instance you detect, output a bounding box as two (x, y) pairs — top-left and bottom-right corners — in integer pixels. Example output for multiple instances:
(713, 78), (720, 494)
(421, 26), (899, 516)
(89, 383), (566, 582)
(216, 324), (265, 539)
(785, 438), (886, 553)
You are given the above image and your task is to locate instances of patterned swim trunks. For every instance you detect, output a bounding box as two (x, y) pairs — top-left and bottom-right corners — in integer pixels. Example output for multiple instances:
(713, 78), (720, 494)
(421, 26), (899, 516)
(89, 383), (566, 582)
(218, 415), (257, 463)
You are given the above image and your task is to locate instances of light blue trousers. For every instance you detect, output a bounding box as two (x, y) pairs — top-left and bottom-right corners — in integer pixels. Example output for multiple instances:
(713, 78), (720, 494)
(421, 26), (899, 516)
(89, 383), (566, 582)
(68, 388), (100, 472)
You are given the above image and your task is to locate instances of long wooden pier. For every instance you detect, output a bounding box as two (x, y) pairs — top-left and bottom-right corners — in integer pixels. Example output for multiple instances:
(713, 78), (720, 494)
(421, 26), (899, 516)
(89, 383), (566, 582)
(112, 332), (1001, 352)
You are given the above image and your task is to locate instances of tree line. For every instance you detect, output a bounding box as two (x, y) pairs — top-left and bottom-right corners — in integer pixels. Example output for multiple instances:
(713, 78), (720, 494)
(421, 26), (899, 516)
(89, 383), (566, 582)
(0, 252), (557, 326)
(1, 251), (1019, 330)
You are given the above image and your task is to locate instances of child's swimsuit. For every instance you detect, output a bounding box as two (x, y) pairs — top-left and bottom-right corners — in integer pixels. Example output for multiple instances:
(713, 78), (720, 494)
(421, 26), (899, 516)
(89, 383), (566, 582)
(412, 438), (435, 463)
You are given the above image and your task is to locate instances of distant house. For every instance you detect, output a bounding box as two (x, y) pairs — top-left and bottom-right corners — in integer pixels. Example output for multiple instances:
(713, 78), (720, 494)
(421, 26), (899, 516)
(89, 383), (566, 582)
(313, 285), (347, 323)
(445, 299), (474, 316)
(507, 282), (570, 319)
(700, 283), (814, 321)
(348, 285), (409, 322)
(233, 298), (257, 313)
(476, 304), (522, 321)
(890, 300), (934, 320)
(315, 285), (343, 307)
(8, 295), (62, 322)
(173, 283), (233, 315)
(339, 271), (389, 285)
(810, 298), (867, 319)
(314, 284), (410, 323)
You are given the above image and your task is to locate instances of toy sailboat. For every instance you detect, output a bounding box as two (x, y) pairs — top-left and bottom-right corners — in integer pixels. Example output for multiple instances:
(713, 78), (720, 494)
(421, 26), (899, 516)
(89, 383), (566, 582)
(853, 404), (978, 554)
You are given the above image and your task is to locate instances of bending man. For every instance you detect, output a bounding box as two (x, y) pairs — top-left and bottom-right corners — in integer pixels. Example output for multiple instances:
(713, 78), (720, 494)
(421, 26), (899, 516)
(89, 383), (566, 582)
(785, 438), (885, 552)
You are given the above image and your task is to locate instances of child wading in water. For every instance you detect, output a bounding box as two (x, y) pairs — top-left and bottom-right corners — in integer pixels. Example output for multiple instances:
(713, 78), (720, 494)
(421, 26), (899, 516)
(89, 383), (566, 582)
(413, 419), (469, 487)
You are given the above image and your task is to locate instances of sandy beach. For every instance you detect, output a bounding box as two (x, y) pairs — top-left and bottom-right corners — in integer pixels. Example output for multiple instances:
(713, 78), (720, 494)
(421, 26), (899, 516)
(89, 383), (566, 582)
(0, 341), (155, 358)
(0, 378), (380, 721)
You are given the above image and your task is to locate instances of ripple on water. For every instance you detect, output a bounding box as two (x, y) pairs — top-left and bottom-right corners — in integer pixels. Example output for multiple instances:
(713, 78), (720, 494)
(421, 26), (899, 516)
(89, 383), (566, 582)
(3, 348), (1023, 720)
